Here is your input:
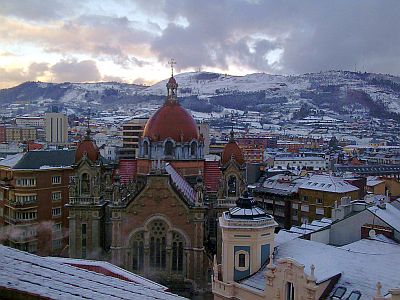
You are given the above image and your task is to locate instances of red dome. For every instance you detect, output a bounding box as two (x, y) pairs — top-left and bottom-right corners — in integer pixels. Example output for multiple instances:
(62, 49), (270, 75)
(143, 101), (199, 142)
(75, 138), (99, 162)
(221, 140), (245, 165)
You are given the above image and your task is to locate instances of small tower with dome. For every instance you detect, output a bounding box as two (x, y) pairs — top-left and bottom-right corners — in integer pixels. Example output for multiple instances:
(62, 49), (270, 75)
(218, 190), (277, 282)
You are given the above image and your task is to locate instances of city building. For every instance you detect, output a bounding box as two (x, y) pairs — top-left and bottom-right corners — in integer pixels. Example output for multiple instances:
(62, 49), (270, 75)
(273, 155), (328, 171)
(15, 116), (44, 127)
(212, 195), (400, 300)
(120, 117), (148, 159)
(0, 149), (75, 255)
(4, 126), (37, 142)
(45, 112), (68, 145)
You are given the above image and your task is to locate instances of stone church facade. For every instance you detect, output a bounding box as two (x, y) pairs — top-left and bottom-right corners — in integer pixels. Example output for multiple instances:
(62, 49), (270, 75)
(68, 74), (237, 294)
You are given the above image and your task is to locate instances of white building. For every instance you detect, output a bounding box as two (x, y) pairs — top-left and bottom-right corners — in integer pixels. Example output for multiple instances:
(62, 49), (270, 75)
(45, 112), (68, 144)
(274, 156), (328, 170)
(15, 116), (44, 127)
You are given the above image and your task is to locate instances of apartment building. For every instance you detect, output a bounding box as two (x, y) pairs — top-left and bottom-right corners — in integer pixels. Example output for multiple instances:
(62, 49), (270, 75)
(120, 117), (148, 159)
(0, 150), (75, 255)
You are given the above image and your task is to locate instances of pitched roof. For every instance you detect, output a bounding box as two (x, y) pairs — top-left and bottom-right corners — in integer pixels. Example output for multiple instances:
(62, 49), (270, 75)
(241, 238), (400, 299)
(12, 150), (75, 169)
(165, 163), (196, 205)
(299, 174), (359, 193)
(0, 245), (185, 300)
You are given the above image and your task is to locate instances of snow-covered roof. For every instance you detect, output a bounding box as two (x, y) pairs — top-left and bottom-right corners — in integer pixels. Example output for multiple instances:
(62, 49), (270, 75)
(299, 174), (359, 193)
(0, 245), (185, 300)
(0, 153), (24, 168)
(242, 238), (400, 299)
(366, 176), (384, 187)
(367, 200), (400, 232)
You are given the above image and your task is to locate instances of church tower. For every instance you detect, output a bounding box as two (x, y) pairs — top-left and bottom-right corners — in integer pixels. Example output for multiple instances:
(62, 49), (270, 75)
(219, 191), (277, 282)
(68, 128), (113, 259)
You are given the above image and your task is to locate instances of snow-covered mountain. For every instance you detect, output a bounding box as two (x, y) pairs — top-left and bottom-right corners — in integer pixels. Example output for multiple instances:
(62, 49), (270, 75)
(1, 70), (400, 118)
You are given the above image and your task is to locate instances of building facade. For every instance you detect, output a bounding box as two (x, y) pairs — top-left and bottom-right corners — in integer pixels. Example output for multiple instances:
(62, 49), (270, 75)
(45, 112), (68, 145)
(0, 150), (74, 255)
(120, 117), (148, 159)
(68, 74), (212, 295)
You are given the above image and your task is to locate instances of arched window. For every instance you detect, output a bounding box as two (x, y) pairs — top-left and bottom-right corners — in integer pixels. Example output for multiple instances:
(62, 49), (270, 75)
(164, 141), (174, 156)
(143, 141), (149, 156)
(238, 253), (246, 268)
(172, 232), (185, 272)
(227, 175), (237, 197)
(132, 232), (144, 271)
(190, 142), (197, 157)
(149, 221), (167, 269)
(81, 173), (90, 194)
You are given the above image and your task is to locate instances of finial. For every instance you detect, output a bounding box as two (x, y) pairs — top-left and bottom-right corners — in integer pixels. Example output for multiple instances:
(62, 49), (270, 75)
(309, 264), (316, 281)
(168, 58), (176, 77)
(376, 282), (382, 297)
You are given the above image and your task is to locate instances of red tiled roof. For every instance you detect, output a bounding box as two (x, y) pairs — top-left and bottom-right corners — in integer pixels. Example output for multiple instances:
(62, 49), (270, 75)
(119, 159), (137, 184)
(204, 160), (221, 192)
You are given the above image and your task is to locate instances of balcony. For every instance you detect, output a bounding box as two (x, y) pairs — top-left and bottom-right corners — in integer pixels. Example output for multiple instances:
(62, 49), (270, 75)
(217, 198), (237, 207)
(69, 197), (101, 205)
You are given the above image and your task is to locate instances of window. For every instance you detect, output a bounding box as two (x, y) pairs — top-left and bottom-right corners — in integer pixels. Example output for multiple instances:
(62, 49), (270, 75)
(81, 224), (87, 258)
(52, 207), (62, 217)
(0, 191), (3, 200)
(149, 221), (167, 269)
(302, 195), (308, 201)
(15, 194), (37, 205)
(286, 282), (295, 300)
(51, 176), (61, 184)
(238, 253), (246, 268)
(81, 173), (90, 194)
(190, 142), (197, 157)
(132, 232), (144, 271)
(52, 223), (62, 232)
(143, 141), (149, 156)
(332, 287), (347, 299)
(316, 198), (323, 205)
(164, 141), (174, 156)
(172, 232), (185, 272)
(347, 291), (361, 300)
(28, 241), (37, 253)
(16, 178), (36, 187)
(52, 192), (62, 201)
(52, 239), (62, 250)
(16, 211), (37, 221)
(227, 175), (237, 197)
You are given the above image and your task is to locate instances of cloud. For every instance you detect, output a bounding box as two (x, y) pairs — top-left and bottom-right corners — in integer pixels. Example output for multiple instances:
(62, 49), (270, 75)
(0, 0), (78, 21)
(146, 0), (400, 75)
(50, 59), (101, 82)
(0, 59), (103, 88)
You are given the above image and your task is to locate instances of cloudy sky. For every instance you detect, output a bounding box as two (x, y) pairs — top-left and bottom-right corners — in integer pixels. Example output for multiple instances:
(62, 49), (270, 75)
(1, 0), (399, 88)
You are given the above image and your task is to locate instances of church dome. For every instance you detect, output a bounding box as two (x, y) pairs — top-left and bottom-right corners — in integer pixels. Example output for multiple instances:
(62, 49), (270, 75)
(143, 101), (199, 142)
(221, 130), (245, 165)
(75, 131), (100, 162)
(142, 75), (199, 143)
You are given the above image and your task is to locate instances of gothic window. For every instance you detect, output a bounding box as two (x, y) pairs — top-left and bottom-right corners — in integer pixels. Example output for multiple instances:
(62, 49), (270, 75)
(132, 232), (144, 271)
(143, 141), (149, 156)
(149, 221), (167, 269)
(172, 232), (185, 272)
(81, 224), (87, 259)
(164, 141), (174, 156)
(227, 175), (237, 197)
(81, 173), (90, 194)
(190, 142), (197, 157)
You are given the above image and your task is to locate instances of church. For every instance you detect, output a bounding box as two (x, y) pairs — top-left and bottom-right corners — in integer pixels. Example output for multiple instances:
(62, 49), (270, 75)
(67, 71), (247, 295)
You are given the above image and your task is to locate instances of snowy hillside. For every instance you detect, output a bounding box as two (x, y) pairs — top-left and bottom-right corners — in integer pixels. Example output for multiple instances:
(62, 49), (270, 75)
(1, 70), (400, 118)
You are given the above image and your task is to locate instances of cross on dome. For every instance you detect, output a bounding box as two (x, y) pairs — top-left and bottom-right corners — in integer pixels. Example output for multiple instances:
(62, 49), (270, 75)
(168, 58), (176, 77)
